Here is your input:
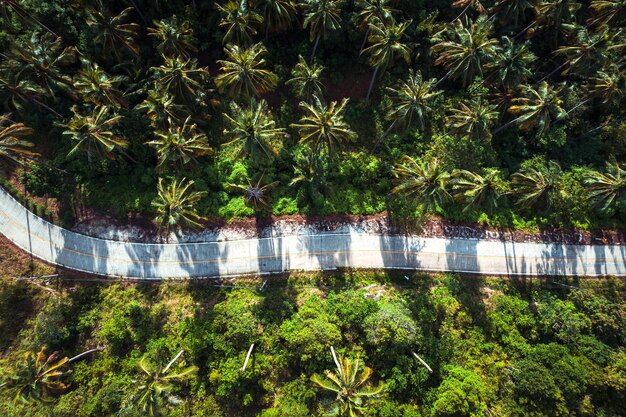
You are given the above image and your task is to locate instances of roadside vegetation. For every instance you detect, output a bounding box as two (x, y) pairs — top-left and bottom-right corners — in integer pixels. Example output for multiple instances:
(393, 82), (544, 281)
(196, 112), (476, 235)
(0, 0), (625, 234)
(0, 270), (624, 416)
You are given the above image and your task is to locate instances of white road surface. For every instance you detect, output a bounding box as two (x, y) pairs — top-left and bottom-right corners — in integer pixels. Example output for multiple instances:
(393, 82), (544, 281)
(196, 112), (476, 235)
(1, 187), (624, 279)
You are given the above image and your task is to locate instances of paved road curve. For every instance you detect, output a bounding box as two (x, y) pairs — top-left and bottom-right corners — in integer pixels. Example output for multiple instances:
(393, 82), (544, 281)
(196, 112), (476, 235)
(1, 188), (625, 279)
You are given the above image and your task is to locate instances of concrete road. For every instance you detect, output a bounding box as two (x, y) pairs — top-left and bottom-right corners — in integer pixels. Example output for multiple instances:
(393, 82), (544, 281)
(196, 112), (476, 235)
(1, 188), (624, 279)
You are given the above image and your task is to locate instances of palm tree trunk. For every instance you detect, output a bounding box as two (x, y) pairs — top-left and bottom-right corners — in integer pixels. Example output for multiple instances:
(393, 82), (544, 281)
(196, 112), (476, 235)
(452, 4), (471, 22)
(538, 60), (570, 83)
(126, 0), (146, 24)
(68, 345), (105, 363)
(163, 350), (185, 373)
(240, 344), (255, 372)
(366, 66), (380, 101)
(360, 26), (371, 52)
(372, 119), (397, 151)
(513, 20), (536, 40)
(567, 97), (591, 115)
(310, 34), (321, 63)
(492, 115), (524, 135)
(30, 97), (63, 119)
(434, 69), (453, 89)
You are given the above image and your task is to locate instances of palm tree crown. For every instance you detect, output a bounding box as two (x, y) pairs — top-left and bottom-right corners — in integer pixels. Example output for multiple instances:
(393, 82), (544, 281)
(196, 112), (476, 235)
(384, 70), (440, 131)
(392, 157), (451, 212)
(146, 117), (212, 168)
(291, 96), (357, 155)
(286, 55), (325, 100)
(148, 16), (198, 58)
(311, 347), (384, 417)
(216, 0), (263, 46)
(431, 15), (501, 87)
(223, 99), (285, 161)
(0, 114), (36, 168)
(508, 81), (567, 136)
(152, 178), (207, 235)
(584, 160), (626, 214)
(446, 98), (499, 141)
(85, 2), (140, 62)
(215, 43), (278, 99)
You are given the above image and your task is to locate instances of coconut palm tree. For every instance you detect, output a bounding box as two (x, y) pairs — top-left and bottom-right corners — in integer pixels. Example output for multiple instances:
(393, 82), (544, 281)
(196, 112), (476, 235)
(492, 0), (534, 27)
(551, 27), (612, 79)
(215, 43), (278, 99)
(0, 68), (60, 117)
(289, 151), (329, 207)
(452, 168), (505, 213)
(0, 114), (35, 168)
(62, 105), (128, 161)
(216, 0), (263, 46)
(355, 0), (396, 51)
(504, 81), (567, 136)
(136, 89), (188, 129)
(291, 96), (357, 155)
(74, 58), (129, 109)
(585, 68), (624, 106)
(151, 56), (209, 105)
(228, 174), (280, 211)
(286, 55), (325, 101)
(148, 16), (198, 58)
(147, 117), (212, 168)
(301, 0), (345, 62)
(532, 0), (581, 46)
(223, 99), (285, 161)
(311, 347), (384, 417)
(431, 15), (501, 87)
(380, 70), (440, 142)
(255, 0), (298, 35)
(362, 19), (412, 100)
(392, 156), (451, 212)
(152, 178), (207, 235)
(0, 347), (69, 404)
(510, 160), (562, 211)
(584, 160), (626, 214)
(128, 350), (198, 416)
(446, 98), (498, 141)
(487, 37), (536, 89)
(85, 1), (140, 62)
(6, 32), (76, 97)
(588, 0), (626, 29)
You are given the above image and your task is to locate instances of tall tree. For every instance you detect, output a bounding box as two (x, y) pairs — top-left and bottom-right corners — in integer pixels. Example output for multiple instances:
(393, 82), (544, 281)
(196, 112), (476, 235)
(136, 89), (188, 129)
(362, 19), (412, 100)
(148, 16), (198, 58)
(0, 114), (36, 168)
(451, 168), (505, 214)
(228, 175), (280, 211)
(129, 350), (198, 416)
(487, 37), (536, 89)
(152, 178), (207, 236)
(355, 0), (396, 51)
(146, 117), (212, 168)
(0, 68), (60, 117)
(286, 55), (325, 101)
(74, 58), (129, 109)
(551, 27), (613, 80)
(62, 105), (129, 161)
(151, 56), (209, 105)
(216, 0), (263, 46)
(392, 156), (451, 212)
(510, 160), (562, 211)
(215, 43), (278, 99)
(431, 15), (501, 87)
(584, 160), (626, 214)
(588, 0), (626, 29)
(223, 99), (285, 161)
(381, 70), (440, 140)
(505, 81), (567, 136)
(291, 96), (357, 155)
(446, 98), (498, 141)
(311, 347), (384, 417)
(85, 2), (140, 62)
(301, 0), (345, 62)
(6, 33), (76, 97)
(256, 0), (298, 35)
(0, 347), (69, 404)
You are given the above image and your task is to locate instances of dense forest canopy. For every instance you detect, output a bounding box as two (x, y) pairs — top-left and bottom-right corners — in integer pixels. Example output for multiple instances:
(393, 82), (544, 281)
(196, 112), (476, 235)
(0, 0), (626, 233)
(0, 271), (625, 417)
